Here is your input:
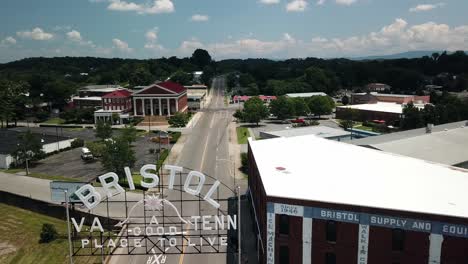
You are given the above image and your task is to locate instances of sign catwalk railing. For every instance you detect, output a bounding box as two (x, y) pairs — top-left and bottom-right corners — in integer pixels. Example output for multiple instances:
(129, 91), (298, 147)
(61, 164), (240, 263)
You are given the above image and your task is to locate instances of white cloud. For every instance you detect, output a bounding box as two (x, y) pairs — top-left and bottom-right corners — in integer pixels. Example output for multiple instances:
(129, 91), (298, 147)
(191, 14), (209, 22)
(66, 30), (83, 42)
(1, 36), (17, 45)
(112, 38), (133, 52)
(260, 0), (280, 4)
(17, 27), (54, 41)
(286, 0), (308, 12)
(174, 19), (468, 59)
(144, 27), (166, 52)
(335, 0), (357, 5)
(145, 28), (158, 42)
(409, 3), (445, 12)
(315, 0), (358, 6)
(107, 0), (174, 14)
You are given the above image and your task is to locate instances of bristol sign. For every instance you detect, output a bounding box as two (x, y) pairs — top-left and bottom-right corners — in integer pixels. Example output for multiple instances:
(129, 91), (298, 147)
(65, 164), (240, 261)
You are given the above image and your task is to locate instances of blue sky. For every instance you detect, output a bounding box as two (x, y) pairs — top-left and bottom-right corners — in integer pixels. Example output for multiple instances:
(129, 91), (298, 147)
(0, 0), (467, 62)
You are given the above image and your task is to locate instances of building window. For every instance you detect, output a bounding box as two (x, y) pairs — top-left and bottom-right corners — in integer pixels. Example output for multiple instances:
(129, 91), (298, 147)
(279, 246), (289, 264)
(325, 252), (336, 264)
(392, 229), (405, 251)
(326, 221), (337, 243)
(279, 215), (289, 235)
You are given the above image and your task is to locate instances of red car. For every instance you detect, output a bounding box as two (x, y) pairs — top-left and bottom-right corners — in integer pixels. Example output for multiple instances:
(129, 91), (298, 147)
(291, 118), (305, 124)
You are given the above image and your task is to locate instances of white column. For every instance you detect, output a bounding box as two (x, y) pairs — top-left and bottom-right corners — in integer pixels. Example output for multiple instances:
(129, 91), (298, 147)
(158, 98), (162, 116)
(142, 99), (146, 117)
(266, 209), (275, 264)
(150, 99), (154, 116)
(303, 218), (312, 264)
(133, 98), (137, 116)
(428, 234), (443, 264)
(175, 97), (179, 112)
(357, 224), (370, 264)
(167, 98), (171, 116)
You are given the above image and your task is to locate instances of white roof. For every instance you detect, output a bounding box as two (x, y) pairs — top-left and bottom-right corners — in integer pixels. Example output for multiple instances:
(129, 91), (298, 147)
(261, 126), (350, 139)
(249, 135), (468, 219)
(79, 85), (125, 93)
(371, 126), (468, 166)
(285, 92), (327, 98)
(337, 102), (405, 114)
(72, 96), (102, 101)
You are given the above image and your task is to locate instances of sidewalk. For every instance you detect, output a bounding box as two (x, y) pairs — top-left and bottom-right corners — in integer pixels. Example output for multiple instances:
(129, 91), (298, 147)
(0, 171), (144, 219)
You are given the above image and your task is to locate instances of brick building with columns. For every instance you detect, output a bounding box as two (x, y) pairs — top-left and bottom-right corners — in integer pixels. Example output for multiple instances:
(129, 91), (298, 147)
(248, 135), (468, 264)
(132, 81), (188, 117)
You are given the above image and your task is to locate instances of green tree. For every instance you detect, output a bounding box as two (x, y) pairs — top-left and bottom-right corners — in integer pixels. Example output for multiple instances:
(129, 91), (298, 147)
(101, 136), (136, 178)
(243, 97), (269, 126)
(0, 80), (29, 128)
(95, 120), (113, 140)
(342, 95), (350, 105)
(401, 102), (423, 129)
(338, 108), (358, 130)
(191, 49), (212, 69)
(269, 96), (294, 120)
(307, 96), (335, 118)
(239, 73), (255, 87)
(129, 67), (154, 86)
(39, 223), (58, 243)
(291, 97), (309, 116)
(171, 71), (193, 85)
(303, 67), (338, 94)
(11, 130), (45, 170)
(200, 65), (215, 85)
(120, 125), (138, 144)
(233, 109), (245, 122)
(168, 112), (189, 127)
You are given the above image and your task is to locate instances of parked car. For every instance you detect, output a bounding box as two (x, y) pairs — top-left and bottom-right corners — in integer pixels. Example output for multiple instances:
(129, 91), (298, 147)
(291, 118), (305, 124)
(80, 147), (94, 161)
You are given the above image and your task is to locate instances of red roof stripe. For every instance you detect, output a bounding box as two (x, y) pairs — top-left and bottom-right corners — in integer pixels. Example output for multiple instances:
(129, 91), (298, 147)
(157, 81), (186, 94)
(102, 90), (132, 98)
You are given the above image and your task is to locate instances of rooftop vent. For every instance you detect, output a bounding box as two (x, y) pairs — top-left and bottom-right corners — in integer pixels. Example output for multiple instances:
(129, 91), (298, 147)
(426, 123), (434, 134)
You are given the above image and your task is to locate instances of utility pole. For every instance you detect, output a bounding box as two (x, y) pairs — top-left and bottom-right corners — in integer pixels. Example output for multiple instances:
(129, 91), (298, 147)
(64, 190), (74, 264)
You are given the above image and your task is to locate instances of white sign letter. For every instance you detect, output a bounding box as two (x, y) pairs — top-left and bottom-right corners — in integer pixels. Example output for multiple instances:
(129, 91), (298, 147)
(164, 165), (183, 190)
(75, 184), (101, 210)
(99, 172), (124, 198)
(184, 171), (205, 196)
(140, 164), (159, 188)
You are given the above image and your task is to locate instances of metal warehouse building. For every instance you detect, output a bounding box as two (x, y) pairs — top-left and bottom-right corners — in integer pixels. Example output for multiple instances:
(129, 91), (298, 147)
(247, 135), (468, 264)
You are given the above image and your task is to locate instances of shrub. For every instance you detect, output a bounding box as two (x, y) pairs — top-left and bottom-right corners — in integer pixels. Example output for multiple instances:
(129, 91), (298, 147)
(71, 138), (84, 148)
(85, 141), (106, 157)
(149, 148), (155, 154)
(169, 131), (182, 144)
(39, 223), (58, 243)
(240, 153), (248, 174)
(168, 113), (189, 128)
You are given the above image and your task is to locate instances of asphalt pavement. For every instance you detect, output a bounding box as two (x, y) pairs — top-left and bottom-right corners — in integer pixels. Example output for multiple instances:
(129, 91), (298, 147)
(111, 77), (241, 264)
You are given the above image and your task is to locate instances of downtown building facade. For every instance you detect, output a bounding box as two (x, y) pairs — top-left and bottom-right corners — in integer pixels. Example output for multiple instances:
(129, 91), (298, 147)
(248, 135), (468, 264)
(132, 81), (188, 116)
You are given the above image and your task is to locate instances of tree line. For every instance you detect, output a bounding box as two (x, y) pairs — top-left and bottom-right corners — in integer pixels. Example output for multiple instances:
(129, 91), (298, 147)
(222, 51), (468, 96)
(234, 95), (335, 125)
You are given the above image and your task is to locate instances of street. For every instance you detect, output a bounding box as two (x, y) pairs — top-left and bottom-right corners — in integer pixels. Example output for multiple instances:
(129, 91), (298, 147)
(111, 76), (239, 264)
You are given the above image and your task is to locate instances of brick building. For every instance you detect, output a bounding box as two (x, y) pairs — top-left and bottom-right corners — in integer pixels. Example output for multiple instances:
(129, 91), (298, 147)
(351, 93), (430, 105)
(94, 89), (133, 124)
(132, 81), (188, 117)
(248, 135), (468, 264)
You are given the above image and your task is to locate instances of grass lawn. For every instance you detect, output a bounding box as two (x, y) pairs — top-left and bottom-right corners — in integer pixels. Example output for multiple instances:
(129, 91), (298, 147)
(1, 169), (81, 182)
(236, 127), (250, 144)
(42, 118), (65, 125)
(354, 125), (374, 132)
(0, 203), (98, 264)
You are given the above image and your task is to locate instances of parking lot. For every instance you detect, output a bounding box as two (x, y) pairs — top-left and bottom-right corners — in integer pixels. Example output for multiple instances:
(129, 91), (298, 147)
(8, 127), (173, 181)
